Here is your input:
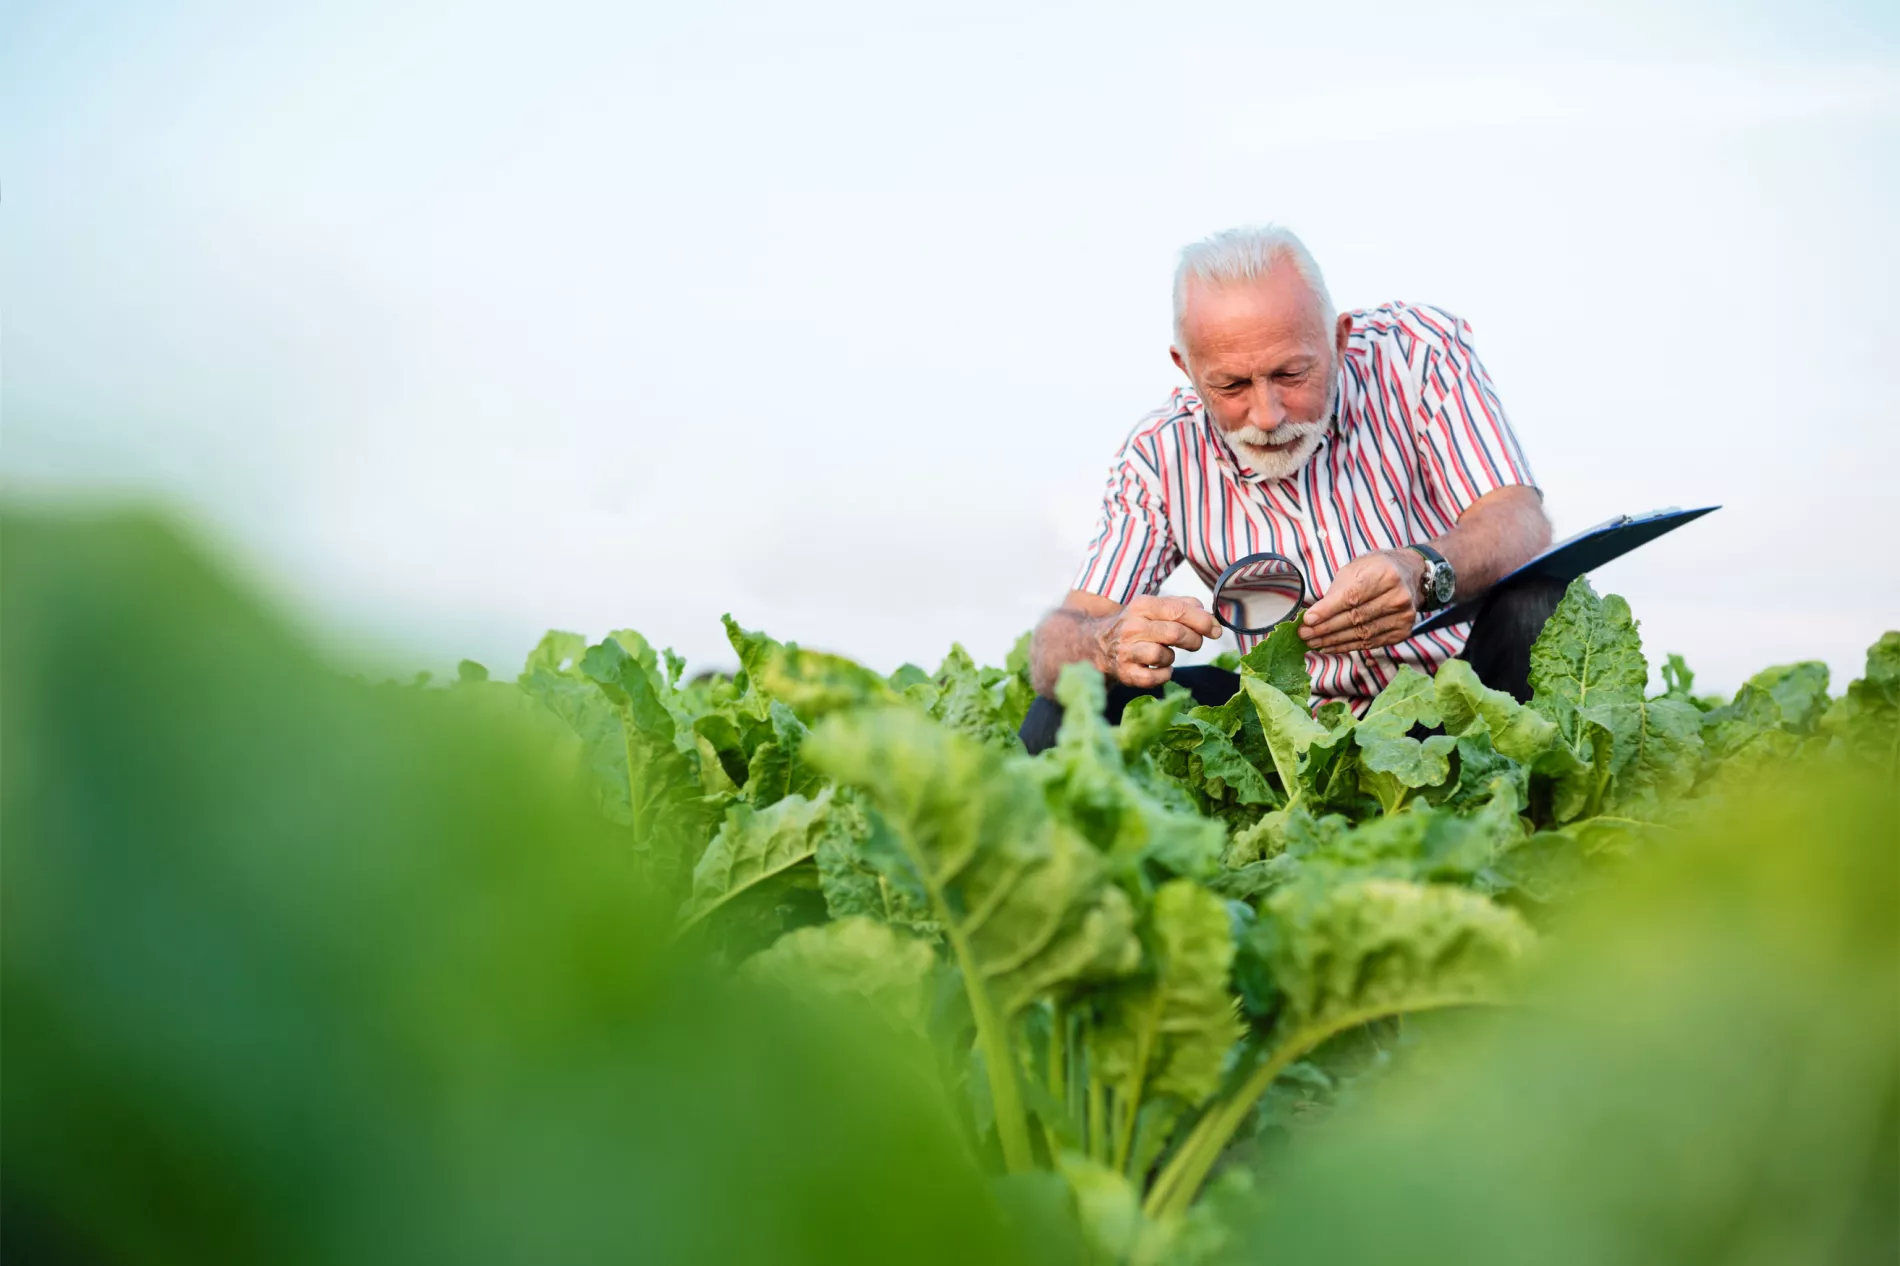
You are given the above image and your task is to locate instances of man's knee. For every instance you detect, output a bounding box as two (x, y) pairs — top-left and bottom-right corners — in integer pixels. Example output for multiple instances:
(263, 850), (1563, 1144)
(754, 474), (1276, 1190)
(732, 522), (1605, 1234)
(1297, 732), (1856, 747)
(1019, 695), (1065, 756)
(1479, 574), (1567, 640)
(1461, 575), (1568, 703)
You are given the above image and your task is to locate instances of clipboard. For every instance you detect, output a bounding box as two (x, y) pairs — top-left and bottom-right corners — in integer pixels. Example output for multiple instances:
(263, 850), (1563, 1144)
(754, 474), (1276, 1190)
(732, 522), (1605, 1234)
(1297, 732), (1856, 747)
(1412, 505), (1720, 635)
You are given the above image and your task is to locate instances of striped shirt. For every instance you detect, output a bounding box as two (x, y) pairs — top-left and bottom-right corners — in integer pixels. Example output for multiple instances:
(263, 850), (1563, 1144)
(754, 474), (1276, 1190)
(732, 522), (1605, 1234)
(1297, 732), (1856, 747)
(1072, 301), (1537, 710)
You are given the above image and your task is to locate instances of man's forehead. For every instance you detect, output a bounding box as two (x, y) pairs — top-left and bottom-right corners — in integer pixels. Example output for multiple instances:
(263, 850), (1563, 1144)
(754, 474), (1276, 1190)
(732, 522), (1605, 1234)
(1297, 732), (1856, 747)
(1178, 269), (1328, 358)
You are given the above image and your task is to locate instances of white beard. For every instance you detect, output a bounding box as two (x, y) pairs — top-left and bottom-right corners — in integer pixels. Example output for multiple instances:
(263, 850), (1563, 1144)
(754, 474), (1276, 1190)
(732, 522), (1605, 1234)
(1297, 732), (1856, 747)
(1222, 418), (1327, 480)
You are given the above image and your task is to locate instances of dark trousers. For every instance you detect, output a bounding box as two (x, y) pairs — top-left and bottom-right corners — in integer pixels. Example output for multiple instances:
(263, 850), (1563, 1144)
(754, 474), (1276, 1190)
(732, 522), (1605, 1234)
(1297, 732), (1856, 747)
(1018, 576), (1568, 756)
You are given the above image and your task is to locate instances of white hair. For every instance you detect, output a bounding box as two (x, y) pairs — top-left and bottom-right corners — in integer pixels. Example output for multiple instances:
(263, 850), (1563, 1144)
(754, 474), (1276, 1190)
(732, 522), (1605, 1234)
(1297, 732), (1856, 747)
(1171, 224), (1335, 350)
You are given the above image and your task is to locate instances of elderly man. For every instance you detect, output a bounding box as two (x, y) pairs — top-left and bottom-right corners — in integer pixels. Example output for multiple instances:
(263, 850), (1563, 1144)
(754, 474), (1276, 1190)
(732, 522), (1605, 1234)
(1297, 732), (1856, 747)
(1022, 225), (1561, 754)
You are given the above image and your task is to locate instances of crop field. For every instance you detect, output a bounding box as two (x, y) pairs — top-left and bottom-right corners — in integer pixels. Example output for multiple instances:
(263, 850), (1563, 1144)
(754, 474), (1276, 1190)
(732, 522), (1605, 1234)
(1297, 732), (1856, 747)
(5, 511), (1896, 1265)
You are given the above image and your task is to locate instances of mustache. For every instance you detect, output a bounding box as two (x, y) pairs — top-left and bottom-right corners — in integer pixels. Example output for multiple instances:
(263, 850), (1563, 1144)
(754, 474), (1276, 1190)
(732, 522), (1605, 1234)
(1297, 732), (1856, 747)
(1228, 420), (1325, 448)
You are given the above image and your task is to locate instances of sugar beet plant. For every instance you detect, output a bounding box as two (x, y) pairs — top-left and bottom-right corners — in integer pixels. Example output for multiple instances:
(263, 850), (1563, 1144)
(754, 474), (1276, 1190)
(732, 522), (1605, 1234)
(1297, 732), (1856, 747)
(454, 580), (1899, 1259)
(7, 508), (1896, 1266)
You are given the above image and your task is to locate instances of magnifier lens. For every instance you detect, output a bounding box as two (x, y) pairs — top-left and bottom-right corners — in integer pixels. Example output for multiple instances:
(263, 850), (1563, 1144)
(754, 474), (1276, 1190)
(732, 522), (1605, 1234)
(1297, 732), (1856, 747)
(1211, 554), (1307, 634)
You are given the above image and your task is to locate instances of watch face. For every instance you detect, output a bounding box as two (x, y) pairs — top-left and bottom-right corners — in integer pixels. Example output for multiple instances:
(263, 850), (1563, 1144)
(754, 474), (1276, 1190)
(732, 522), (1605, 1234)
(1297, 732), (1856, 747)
(1432, 564), (1455, 605)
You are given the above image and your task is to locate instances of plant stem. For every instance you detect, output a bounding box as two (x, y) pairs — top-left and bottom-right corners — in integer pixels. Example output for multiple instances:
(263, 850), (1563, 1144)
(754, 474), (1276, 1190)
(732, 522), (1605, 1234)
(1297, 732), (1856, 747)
(1088, 1075), (1107, 1163)
(1143, 997), (1489, 1220)
(1047, 1002), (1067, 1109)
(1141, 1105), (1220, 1214)
(941, 916), (1034, 1172)
(901, 835), (1033, 1173)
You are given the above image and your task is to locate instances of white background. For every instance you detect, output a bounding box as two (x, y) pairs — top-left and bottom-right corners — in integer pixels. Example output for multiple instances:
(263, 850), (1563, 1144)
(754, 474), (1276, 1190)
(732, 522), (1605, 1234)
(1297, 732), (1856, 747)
(4, 0), (1897, 691)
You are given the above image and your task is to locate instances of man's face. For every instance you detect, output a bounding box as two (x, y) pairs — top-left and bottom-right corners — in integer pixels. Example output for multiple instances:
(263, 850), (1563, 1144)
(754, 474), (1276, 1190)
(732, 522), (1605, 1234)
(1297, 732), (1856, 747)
(1171, 269), (1347, 480)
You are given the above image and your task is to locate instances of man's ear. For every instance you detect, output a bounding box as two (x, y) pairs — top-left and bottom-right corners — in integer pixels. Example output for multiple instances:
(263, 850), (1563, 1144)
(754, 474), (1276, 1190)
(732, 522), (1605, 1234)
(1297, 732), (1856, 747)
(1170, 345), (1190, 378)
(1334, 312), (1353, 359)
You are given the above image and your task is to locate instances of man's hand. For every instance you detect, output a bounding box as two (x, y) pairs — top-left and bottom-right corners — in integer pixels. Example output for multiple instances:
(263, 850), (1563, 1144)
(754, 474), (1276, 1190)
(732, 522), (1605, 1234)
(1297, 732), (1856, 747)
(1092, 595), (1219, 688)
(1299, 550), (1425, 654)
(1029, 592), (1220, 696)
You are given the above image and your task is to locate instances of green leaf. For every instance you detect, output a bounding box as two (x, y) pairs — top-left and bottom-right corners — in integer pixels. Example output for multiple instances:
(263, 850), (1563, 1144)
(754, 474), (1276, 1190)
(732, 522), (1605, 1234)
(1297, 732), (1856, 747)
(1432, 668), (1583, 821)
(1238, 621), (1312, 707)
(742, 700), (825, 807)
(1261, 878), (1533, 1027)
(1435, 660), (1550, 758)
(1153, 715), (1278, 818)
(1525, 581), (1694, 821)
(722, 614), (897, 722)
(692, 712), (751, 792)
(929, 643), (1025, 750)
(519, 668), (628, 806)
(519, 629), (589, 679)
(998, 632), (1039, 734)
(1055, 1154), (1179, 1265)
(680, 790), (849, 931)
(1355, 732), (1459, 816)
(1749, 661), (1832, 733)
(741, 915), (939, 1035)
(1657, 652), (1697, 702)
(606, 627), (663, 676)
(814, 800), (941, 939)
(1424, 732), (1530, 816)
(1490, 829), (1592, 904)
(1340, 667), (1459, 815)
(1220, 803), (1350, 874)
(1358, 666), (1442, 736)
(803, 708), (1142, 1172)
(1115, 687), (1195, 763)
(1529, 578), (1649, 756)
(1042, 666), (1226, 888)
(1821, 631), (1900, 774)
(1146, 878), (1535, 1218)
(1849, 631), (1900, 714)
(888, 662), (934, 692)
(1240, 676), (1331, 806)
(1607, 696), (1704, 813)
(1251, 797), (1519, 893)
(1088, 880), (1245, 1175)
(580, 637), (723, 900)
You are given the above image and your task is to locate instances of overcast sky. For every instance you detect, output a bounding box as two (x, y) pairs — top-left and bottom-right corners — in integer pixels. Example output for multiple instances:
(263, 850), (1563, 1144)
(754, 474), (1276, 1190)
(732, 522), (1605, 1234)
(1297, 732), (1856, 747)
(4, 0), (1897, 692)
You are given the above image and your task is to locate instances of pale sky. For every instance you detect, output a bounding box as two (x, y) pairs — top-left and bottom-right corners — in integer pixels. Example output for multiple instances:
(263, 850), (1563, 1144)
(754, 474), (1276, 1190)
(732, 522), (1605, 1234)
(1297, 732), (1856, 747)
(4, 0), (1898, 693)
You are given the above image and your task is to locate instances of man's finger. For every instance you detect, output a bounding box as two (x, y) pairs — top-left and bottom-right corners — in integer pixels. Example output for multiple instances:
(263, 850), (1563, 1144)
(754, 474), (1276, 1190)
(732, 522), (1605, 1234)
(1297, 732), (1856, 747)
(1301, 591), (1346, 627)
(1303, 581), (1407, 641)
(1302, 605), (1371, 642)
(1311, 610), (1416, 654)
(1153, 597), (1219, 637)
(1302, 573), (1374, 629)
(1120, 641), (1175, 672)
(1117, 664), (1173, 689)
(1307, 610), (1406, 652)
(1370, 612), (1419, 647)
(1131, 619), (1205, 652)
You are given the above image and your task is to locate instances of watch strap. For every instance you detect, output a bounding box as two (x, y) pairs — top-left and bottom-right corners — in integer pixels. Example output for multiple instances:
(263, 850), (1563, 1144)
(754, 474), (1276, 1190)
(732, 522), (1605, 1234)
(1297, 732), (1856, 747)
(1405, 543), (1453, 611)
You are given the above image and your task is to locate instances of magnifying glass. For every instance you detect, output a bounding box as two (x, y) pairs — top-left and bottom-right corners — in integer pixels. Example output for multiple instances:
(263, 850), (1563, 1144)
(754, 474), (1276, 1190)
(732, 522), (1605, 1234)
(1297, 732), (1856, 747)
(1210, 552), (1309, 636)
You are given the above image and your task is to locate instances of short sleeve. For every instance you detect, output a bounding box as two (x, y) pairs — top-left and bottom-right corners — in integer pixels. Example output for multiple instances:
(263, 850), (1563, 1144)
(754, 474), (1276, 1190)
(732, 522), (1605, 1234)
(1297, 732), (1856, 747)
(1071, 440), (1182, 604)
(1410, 307), (1538, 527)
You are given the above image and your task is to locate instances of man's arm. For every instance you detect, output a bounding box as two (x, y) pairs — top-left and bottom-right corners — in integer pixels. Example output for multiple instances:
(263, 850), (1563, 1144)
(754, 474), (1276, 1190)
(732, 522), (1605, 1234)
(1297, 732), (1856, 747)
(1029, 591), (1219, 697)
(1299, 485), (1551, 655)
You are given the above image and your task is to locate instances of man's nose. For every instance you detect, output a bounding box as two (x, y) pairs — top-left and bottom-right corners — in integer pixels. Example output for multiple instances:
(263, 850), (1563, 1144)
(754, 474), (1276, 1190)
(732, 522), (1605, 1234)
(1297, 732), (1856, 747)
(1250, 381), (1287, 429)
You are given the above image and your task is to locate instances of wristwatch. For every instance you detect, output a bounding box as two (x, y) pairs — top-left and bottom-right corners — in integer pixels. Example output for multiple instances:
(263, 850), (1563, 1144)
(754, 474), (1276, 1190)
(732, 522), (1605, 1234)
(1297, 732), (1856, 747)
(1406, 544), (1457, 611)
